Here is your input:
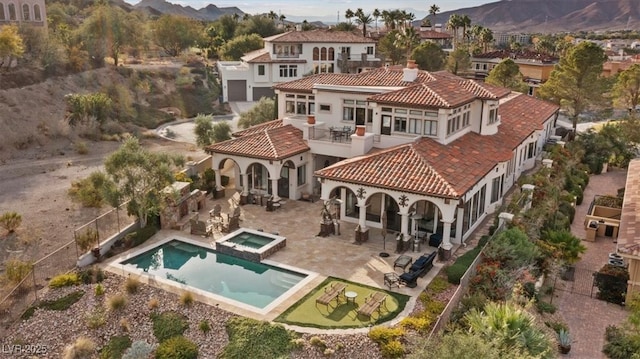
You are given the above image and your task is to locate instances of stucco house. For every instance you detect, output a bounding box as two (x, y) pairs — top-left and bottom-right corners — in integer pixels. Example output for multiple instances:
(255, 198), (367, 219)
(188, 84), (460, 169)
(205, 61), (559, 255)
(216, 29), (380, 102)
(0, 0), (46, 28)
(470, 50), (558, 96)
(616, 159), (640, 302)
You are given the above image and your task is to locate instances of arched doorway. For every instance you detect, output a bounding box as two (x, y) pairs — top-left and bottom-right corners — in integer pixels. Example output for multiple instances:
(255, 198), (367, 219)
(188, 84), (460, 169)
(329, 187), (357, 220)
(247, 162), (271, 194)
(279, 161), (295, 199)
(366, 193), (401, 232)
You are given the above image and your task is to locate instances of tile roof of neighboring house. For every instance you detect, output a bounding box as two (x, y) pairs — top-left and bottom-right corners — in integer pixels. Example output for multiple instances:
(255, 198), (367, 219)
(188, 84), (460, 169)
(273, 66), (437, 93)
(315, 94), (558, 198)
(244, 51), (307, 64)
(617, 159), (640, 256)
(368, 81), (476, 109)
(232, 119), (284, 137)
(418, 29), (452, 40)
(205, 124), (308, 160)
(263, 29), (377, 44)
(459, 79), (512, 100)
(473, 50), (558, 63)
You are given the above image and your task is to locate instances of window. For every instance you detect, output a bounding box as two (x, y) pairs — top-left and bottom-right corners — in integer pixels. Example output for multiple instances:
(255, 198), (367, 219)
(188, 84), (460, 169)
(297, 165), (306, 186)
(424, 120), (437, 136)
(258, 65), (265, 76)
(33, 4), (40, 21)
(527, 142), (535, 159)
(279, 65), (298, 78)
(275, 44), (302, 57)
(313, 47), (319, 61)
(21, 3), (28, 20)
(491, 177), (501, 203)
(366, 46), (374, 55)
(285, 94), (313, 115)
(446, 105), (470, 135)
(488, 108), (498, 124)
(394, 117), (407, 132)
(409, 118), (422, 134)
(8, 3), (15, 20)
(343, 107), (354, 121)
(0, 3), (4, 20)
(342, 99), (369, 124)
(319, 104), (331, 112)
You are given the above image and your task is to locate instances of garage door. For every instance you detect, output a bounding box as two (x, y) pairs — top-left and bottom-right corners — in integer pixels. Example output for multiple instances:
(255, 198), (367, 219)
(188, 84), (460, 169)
(227, 80), (246, 101)
(252, 87), (275, 101)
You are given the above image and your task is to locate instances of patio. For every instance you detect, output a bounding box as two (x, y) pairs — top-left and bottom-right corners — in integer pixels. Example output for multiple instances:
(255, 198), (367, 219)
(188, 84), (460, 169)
(160, 188), (441, 325)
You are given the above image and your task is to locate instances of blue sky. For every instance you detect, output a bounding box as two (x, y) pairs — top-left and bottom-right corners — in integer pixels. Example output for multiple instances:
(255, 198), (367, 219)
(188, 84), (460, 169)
(132, 0), (496, 20)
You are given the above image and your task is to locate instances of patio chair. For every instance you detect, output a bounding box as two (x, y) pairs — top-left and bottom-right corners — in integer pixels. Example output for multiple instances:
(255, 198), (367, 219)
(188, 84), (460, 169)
(190, 219), (212, 237)
(357, 292), (387, 318)
(408, 252), (437, 277)
(316, 282), (347, 306)
(399, 270), (421, 288)
(210, 204), (222, 219)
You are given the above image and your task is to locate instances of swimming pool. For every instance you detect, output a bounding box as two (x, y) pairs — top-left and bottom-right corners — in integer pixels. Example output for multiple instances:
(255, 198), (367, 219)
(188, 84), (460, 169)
(216, 228), (287, 262)
(120, 238), (307, 309)
(226, 232), (274, 249)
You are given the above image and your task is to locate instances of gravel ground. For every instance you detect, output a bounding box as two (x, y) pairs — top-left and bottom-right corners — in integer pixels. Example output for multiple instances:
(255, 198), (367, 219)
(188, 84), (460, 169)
(6, 273), (383, 359)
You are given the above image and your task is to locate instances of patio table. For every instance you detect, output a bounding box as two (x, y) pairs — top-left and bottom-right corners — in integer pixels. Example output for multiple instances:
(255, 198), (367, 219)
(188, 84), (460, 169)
(394, 255), (413, 272)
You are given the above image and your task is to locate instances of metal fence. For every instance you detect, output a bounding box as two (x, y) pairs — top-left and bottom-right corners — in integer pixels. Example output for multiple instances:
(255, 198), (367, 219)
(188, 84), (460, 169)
(73, 202), (134, 252)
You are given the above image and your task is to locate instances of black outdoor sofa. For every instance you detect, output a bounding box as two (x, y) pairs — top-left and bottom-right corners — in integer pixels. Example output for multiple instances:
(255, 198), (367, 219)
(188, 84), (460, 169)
(399, 251), (437, 288)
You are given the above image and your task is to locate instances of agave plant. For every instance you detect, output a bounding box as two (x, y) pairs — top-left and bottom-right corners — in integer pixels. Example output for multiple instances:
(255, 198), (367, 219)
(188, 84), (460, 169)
(557, 329), (571, 354)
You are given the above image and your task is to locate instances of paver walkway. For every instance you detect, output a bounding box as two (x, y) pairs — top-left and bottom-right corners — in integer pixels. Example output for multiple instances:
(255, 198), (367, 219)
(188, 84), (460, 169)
(553, 168), (629, 358)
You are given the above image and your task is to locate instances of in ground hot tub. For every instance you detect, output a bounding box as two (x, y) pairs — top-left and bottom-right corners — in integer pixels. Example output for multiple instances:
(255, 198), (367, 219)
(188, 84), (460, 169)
(215, 228), (286, 262)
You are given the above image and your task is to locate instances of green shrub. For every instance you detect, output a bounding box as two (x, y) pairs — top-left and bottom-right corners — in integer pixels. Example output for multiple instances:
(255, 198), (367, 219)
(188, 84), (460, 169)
(68, 172), (108, 208)
(544, 320), (568, 333)
(75, 227), (99, 252)
(368, 326), (405, 344)
(86, 306), (107, 329)
(155, 335), (198, 359)
(595, 264), (629, 305)
(21, 290), (86, 320)
(535, 301), (556, 314)
(124, 277), (141, 294)
(96, 268), (106, 282)
(63, 337), (96, 359)
(199, 320), (211, 333)
(446, 263), (468, 284)
(180, 291), (193, 306)
(152, 311), (189, 342)
(400, 316), (432, 334)
(428, 276), (451, 294)
(122, 341), (156, 359)
(558, 201), (576, 224)
(95, 284), (105, 296)
(107, 294), (128, 311)
(220, 317), (298, 359)
(380, 340), (404, 358)
(78, 267), (95, 284)
(3, 259), (33, 284)
(603, 325), (640, 359)
(49, 273), (81, 288)
(0, 211), (22, 232)
(100, 335), (132, 359)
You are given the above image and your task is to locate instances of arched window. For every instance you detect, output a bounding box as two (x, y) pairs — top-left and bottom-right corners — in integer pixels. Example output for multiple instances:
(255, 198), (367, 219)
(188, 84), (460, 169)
(320, 47), (327, 61)
(33, 4), (41, 21)
(313, 47), (319, 61)
(8, 3), (15, 20)
(328, 47), (335, 61)
(0, 3), (5, 20)
(22, 3), (29, 21)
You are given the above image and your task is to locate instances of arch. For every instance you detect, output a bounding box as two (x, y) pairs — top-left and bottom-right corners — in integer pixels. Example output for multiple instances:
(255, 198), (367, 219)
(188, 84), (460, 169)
(8, 2), (15, 20)
(0, 3), (5, 20)
(312, 47), (319, 61)
(278, 160), (296, 199)
(328, 47), (335, 61)
(329, 186), (358, 220)
(320, 47), (327, 61)
(33, 4), (40, 21)
(365, 192), (401, 232)
(407, 199), (445, 236)
(246, 162), (270, 192)
(21, 3), (29, 21)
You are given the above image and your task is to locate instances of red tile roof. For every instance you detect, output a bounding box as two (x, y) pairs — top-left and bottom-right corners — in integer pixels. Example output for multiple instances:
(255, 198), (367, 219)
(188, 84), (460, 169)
(459, 79), (511, 100)
(315, 94), (559, 198)
(244, 51), (307, 64)
(418, 29), (452, 40)
(232, 119), (284, 137)
(264, 29), (377, 44)
(473, 50), (558, 63)
(369, 80), (476, 109)
(205, 124), (308, 160)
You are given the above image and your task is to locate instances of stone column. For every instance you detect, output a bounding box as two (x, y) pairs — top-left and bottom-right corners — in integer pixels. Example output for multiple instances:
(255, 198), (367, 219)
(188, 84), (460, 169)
(241, 173), (249, 195)
(358, 203), (368, 229)
(455, 206), (464, 244)
(441, 220), (453, 250)
(213, 169), (225, 199)
(498, 212), (514, 229)
(522, 184), (535, 211)
(270, 178), (280, 201)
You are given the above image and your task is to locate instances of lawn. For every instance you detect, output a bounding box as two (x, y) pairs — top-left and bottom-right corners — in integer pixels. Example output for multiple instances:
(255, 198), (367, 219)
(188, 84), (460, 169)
(275, 277), (410, 329)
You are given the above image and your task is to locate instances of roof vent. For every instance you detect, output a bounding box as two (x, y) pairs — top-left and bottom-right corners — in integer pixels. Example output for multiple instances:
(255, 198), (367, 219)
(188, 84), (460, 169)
(403, 60), (419, 82)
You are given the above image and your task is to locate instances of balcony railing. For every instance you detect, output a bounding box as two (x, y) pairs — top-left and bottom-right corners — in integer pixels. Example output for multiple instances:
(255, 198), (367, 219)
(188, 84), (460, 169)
(309, 127), (353, 143)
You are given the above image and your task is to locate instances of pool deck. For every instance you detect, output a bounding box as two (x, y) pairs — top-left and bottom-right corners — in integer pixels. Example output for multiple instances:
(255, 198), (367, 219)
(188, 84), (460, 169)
(105, 192), (446, 331)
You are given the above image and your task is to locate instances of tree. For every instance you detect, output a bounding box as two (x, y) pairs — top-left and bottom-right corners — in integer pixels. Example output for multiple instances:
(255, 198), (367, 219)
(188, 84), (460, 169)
(345, 9), (354, 24)
(354, 9), (372, 37)
(211, 122), (232, 143)
(194, 114), (232, 147)
(278, 14), (286, 26)
(394, 26), (419, 60)
(446, 14), (463, 48)
(612, 63), (640, 112)
(238, 97), (276, 129)
(218, 34), (263, 61)
(411, 42), (445, 71)
(0, 24), (24, 70)
(103, 137), (184, 228)
(485, 58), (528, 92)
(378, 30), (404, 65)
(65, 92), (113, 128)
(153, 14), (203, 57)
(372, 9), (380, 31)
(334, 22), (357, 32)
(537, 41), (608, 133)
(234, 15), (280, 38)
(445, 47), (471, 75)
(79, 4), (138, 66)
(429, 4), (440, 27)
(478, 27), (494, 53)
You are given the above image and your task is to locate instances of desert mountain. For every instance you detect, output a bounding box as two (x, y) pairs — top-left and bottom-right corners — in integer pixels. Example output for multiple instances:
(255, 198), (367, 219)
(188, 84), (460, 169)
(133, 0), (244, 21)
(426, 0), (640, 33)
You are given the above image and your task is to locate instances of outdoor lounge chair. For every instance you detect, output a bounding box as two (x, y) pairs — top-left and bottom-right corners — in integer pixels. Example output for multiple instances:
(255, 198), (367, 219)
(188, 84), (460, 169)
(399, 270), (421, 288)
(315, 282), (347, 306)
(357, 292), (387, 318)
(408, 252), (437, 277)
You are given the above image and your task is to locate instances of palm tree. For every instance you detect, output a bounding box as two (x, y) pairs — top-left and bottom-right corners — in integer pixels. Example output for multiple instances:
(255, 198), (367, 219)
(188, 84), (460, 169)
(345, 8), (354, 24)
(461, 15), (472, 43)
(446, 14), (463, 48)
(242, 13), (250, 21)
(479, 27), (494, 52)
(429, 4), (440, 28)
(355, 10), (372, 37)
(373, 8), (380, 31)
(279, 14), (286, 26)
(232, 13), (240, 23)
(395, 26), (420, 60)
(268, 11), (278, 22)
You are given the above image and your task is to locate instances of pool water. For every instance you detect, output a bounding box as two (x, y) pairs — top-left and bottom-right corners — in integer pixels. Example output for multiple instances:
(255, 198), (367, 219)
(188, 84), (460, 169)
(226, 232), (274, 249)
(121, 240), (306, 309)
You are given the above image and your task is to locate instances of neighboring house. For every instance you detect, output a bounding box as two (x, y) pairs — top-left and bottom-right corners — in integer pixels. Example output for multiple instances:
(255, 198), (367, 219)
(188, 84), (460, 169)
(205, 61), (559, 254)
(617, 159), (640, 302)
(0, 0), (46, 28)
(493, 33), (531, 47)
(602, 54), (640, 77)
(216, 29), (380, 102)
(417, 26), (453, 51)
(470, 50), (558, 95)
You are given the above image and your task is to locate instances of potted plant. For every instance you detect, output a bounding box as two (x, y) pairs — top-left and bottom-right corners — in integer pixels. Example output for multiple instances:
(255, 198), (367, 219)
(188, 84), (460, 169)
(557, 329), (571, 354)
(307, 115), (316, 124)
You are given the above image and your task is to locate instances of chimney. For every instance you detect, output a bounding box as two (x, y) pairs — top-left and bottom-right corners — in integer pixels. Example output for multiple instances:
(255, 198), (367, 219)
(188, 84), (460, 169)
(403, 60), (419, 82)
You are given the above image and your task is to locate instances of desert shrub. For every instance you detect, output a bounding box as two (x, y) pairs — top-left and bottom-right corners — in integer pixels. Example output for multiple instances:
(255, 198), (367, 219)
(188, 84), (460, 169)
(428, 276), (451, 294)
(124, 277), (141, 294)
(49, 273), (81, 288)
(180, 291), (194, 306)
(220, 317), (298, 359)
(369, 326), (405, 344)
(122, 341), (156, 359)
(380, 340), (405, 358)
(544, 320), (568, 333)
(148, 297), (159, 310)
(155, 335), (198, 359)
(74, 141), (89, 154)
(558, 201), (576, 224)
(95, 284), (105, 296)
(602, 325), (640, 359)
(535, 301), (556, 314)
(152, 311), (189, 342)
(78, 267), (95, 284)
(199, 320), (211, 333)
(75, 227), (99, 252)
(107, 294), (128, 311)
(0, 211), (22, 232)
(595, 264), (629, 305)
(22, 291), (85, 320)
(309, 336), (327, 349)
(96, 267), (106, 282)
(68, 171), (107, 208)
(124, 226), (157, 248)
(400, 316), (433, 334)
(3, 259), (33, 284)
(483, 228), (542, 271)
(100, 335), (131, 359)
(86, 306), (107, 329)
(120, 318), (131, 332)
(63, 337), (96, 359)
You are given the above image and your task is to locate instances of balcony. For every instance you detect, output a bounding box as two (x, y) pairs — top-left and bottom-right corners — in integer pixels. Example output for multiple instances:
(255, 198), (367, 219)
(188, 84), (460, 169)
(337, 53), (382, 73)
